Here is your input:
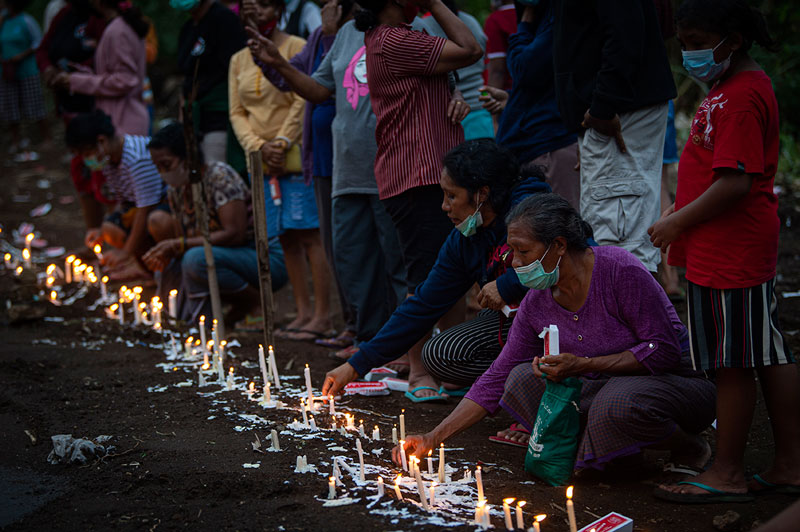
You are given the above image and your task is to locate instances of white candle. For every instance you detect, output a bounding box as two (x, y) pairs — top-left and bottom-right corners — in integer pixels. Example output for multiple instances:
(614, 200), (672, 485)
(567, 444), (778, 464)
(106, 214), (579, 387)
(49, 290), (60, 306)
(185, 337), (194, 358)
(394, 475), (403, 501)
(516, 501), (526, 530)
(482, 503), (491, 527)
(399, 440), (408, 471)
(329, 395), (335, 416)
(198, 365), (206, 387)
(64, 255), (74, 282)
(412, 460), (429, 511)
(427, 450), (434, 475)
(331, 419), (337, 431)
(226, 366), (234, 390)
(409, 455), (416, 477)
(100, 276), (109, 301)
(346, 414), (355, 430)
(476, 466), (484, 504)
(4, 253), (12, 269)
(566, 486), (577, 532)
(262, 381), (272, 404)
(211, 319), (219, 355)
(377, 476), (385, 497)
(107, 303), (119, 320)
(392, 426), (398, 444)
(475, 501), (484, 526)
(356, 438), (365, 483)
(117, 301), (124, 325)
(309, 416), (317, 431)
(399, 410), (406, 441)
(25, 232), (33, 253)
(533, 514), (546, 532)
(217, 356), (225, 383)
(301, 399), (309, 426)
(268, 345), (281, 388)
(372, 425), (380, 441)
(503, 498), (515, 530)
(304, 364), (313, 404)
(438, 443), (446, 483)
(247, 381), (255, 399)
(258, 345), (269, 389)
(328, 476), (336, 500)
(270, 429), (280, 450)
(429, 481), (436, 507)
(151, 297), (162, 329)
(22, 248), (31, 269)
(358, 420), (365, 438)
(199, 315), (207, 353)
(219, 341), (227, 364)
(170, 335), (179, 358)
(14, 266), (22, 277)
(168, 289), (178, 318)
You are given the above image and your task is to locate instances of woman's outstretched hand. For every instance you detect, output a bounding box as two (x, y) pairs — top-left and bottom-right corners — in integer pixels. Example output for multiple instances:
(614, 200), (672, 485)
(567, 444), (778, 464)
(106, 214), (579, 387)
(391, 434), (435, 465)
(321, 362), (359, 397)
(246, 27), (284, 67)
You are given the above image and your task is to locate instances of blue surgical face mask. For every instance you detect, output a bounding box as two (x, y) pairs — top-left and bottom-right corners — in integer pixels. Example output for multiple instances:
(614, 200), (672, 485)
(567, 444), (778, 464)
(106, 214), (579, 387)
(682, 37), (731, 83)
(170, 0), (201, 11)
(83, 154), (108, 171)
(455, 196), (484, 238)
(514, 244), (561, 290)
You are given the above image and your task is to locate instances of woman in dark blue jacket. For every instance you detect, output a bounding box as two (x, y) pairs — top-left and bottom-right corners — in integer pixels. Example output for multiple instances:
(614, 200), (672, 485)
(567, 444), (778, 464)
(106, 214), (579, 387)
(322, 139), (550, 402)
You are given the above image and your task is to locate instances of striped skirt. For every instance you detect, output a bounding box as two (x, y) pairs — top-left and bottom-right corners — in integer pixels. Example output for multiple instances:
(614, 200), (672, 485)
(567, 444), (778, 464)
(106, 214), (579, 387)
(687, 279), (793, 370)
(500, 363), (716, 470)
(421, 309), (513, 386)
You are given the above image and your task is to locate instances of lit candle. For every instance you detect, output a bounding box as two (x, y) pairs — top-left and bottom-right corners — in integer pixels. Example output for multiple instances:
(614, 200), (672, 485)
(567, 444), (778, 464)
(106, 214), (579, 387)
(533, 514), (546, 532)
(46, 276), (54, 288)
(258, 345), (269, 389)
(346, 414), (355, 430)
(168, 289), (178, 319)
(49, 290), (60, 306)
(15, 266), (23, 276)
(358, 420), (365, 438)
(107, 303), (119, 320)
(372, 425), (380, 441)
(399, 440), (408, 471)
(25, 233), (34, 253)
(331, 419), (337, 431)
(482, 503), (491, 528)
(151, 296), (161, 329)
(216, 355), (224, 383)
(377, 476), (385, 497)
(438, 443), (446, 483)
(328, 476), (336, 500)
(93, 243), (103, 262)
(219, 340), (227, 363)
(304, 364), (313, 404)
(476, 466), (485, 504)
(475, 500), (485, 526)
(270, 429), (280, 450)
(516, 501), (526, 530)
(22, 248), (31, 268)
(247, 381), (255, 399)
(429, 481), (436, 507)
(392, 426), (398, 444)
(100, 276), (109, 301)
(207, 341), (214, 364)
(262, 381), (271, 404)
(503, 498), (515, 530)
(211, 319), (219, 357)
(268, 345), (280, 388)
(394, 474), (403, 501)
(329, 395), (336, 416)
(301, 399), (309, 426)
(356, 438), (365, 483)
(185, 336), (194, 358)
(199, 315), (207, 353)
(399, 410), (406, 441)
(409, 455), (416, 477)
(333, 457), (341, 485)
(72, 258), (82, 282)
(226, 366), (235, 390)
(427, 450), (434, 475)
(412, 458), (429, 511)
(4, 253), (13, 269)
(566, 486), (577, 532)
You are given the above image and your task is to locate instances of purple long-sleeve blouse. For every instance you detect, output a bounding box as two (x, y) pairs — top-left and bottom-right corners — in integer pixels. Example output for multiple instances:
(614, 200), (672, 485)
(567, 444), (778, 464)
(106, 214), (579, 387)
(465, 246), (685, 415)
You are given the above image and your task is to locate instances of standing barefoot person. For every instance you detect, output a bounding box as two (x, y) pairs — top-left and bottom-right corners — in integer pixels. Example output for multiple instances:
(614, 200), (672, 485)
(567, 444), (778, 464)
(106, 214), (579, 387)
(651, 0), (799, 503)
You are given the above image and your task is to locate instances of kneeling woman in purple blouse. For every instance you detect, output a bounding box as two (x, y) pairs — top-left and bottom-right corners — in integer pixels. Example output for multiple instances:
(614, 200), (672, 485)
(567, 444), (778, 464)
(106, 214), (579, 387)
(396, 193), (716, 474)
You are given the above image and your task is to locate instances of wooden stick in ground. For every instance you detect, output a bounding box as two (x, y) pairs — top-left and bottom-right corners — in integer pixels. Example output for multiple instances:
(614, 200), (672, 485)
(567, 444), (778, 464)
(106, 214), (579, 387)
(182, 104), (226, 344)
(248, 151), (275, 350)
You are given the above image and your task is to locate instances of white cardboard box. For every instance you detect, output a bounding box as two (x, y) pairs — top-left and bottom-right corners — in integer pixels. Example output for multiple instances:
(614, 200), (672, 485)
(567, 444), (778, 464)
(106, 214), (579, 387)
(578, 512), (633, 532)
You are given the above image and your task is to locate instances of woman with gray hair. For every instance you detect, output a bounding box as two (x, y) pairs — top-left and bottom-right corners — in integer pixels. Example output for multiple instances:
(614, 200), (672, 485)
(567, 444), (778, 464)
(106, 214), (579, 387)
(393, 193), (716, 478)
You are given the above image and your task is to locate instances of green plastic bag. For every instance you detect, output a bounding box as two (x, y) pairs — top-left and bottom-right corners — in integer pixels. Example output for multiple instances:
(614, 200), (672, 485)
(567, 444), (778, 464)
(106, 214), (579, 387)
(524, 377), (582, 486)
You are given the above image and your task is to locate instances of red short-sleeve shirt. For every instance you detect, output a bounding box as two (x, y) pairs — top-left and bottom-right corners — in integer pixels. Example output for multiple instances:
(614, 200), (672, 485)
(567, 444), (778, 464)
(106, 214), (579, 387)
(669, 70), (780, 289)
(482, 4), (515, 89)
(365, 24), (464, 199)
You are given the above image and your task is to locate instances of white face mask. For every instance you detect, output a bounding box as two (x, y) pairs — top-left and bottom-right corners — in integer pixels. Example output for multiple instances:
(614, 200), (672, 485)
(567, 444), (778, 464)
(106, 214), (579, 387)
(161, 162), (189, 188)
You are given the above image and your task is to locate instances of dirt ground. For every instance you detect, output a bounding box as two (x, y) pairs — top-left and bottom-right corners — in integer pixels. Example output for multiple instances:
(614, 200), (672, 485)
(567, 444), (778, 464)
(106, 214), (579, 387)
(1, 138), (799, 532)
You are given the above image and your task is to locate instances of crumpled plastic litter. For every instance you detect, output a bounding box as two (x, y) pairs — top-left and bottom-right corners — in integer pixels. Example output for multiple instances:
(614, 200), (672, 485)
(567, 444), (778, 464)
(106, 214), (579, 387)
(47, 434), (114, 465)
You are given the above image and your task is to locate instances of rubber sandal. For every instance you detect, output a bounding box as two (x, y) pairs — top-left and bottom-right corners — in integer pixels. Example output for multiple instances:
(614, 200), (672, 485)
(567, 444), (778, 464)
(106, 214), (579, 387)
(329, 345), (358, 361)
(663, 463), (704, 477)
(488, 434), (528, 448)
(509, 423), (530, 435)
(316, 330), (355, 349)
(438, 385), (470, 398)
(750, 474), (800, 495)
(404, 386), (448, 403)
(653, 481), (755, 504)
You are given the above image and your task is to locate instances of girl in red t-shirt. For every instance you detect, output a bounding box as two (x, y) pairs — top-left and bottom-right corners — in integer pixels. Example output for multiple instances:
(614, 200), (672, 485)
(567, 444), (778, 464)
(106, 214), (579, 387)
(649, 0), (798, 504)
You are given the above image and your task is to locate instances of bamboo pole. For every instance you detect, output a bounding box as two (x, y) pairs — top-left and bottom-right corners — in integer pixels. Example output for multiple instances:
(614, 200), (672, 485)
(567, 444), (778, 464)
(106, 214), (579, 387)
(248, 152), (275, 350)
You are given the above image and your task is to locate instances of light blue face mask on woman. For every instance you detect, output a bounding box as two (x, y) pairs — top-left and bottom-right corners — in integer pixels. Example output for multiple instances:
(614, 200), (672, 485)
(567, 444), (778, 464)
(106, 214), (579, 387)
(170, 0), (201, 11)
(455, 197), (484, 238)
(514, 244), (561, 290)
(682, 37), (731, 83)
(83, 154), (108, 171)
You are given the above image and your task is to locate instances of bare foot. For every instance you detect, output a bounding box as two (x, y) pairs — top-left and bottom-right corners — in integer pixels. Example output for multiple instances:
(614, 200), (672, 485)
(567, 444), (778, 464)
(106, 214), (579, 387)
(286, 317), (333, 341)
(279, 316), (310, 334)
(495, 427), (530, 445)
(658, 465), (748, 496)
(407, 370), (444, 400)
(386, 353), (410, 375)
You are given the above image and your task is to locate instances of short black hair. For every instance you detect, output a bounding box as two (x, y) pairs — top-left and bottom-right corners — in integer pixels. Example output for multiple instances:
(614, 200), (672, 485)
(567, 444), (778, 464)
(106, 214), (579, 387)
(676, 0), (777, 52)
(147, 122), (205, 164)
(65, 110), (115, 150)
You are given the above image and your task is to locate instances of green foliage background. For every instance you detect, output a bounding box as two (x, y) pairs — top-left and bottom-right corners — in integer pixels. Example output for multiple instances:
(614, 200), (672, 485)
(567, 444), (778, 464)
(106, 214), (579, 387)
(26, 0), (800, 180)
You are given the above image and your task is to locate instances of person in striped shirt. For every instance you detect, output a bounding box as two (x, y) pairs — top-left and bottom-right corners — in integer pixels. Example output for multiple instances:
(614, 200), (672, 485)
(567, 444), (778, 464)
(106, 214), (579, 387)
(66, 110), (166, 280)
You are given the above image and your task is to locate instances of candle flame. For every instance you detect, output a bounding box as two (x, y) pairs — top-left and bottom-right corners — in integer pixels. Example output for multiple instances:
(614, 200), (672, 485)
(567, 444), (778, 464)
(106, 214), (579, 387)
(395, 474), (402, 485)
(93, 244), (102, 254)
(110, 303), (119, 311)
(186, 336), (193, 343)
(22, 248), (30, 259)
(229, 366), (234, 374)
(268, 344), (273, 350)
(73, 258), (82, 267)
(428, 450), (432, 457)
(46, 277), (54, 287)
(201, 363), (210, 370)
(50, 290), (57, 300)
(199, 315), (205, 323)
(504, 497), (516, 504)
(195, 340), (201, 346)
(207, 341), (213, 348)
(25, 233), (34, 243)
(535, 515), (546, 523)
(441, 442), (444, 448)
(329, 476), (335, 484)
(15, 266), (22, 274)
(212, 318), (217, 325)
(169, 289), (178, 296)
(4, 253), (10, 260)
(102, 275), (109, 283)
(133, 286), (142, 294)
(517, 500), (526, 508)
(46, 264), (56, 274)
(220, 340), (227, 347)
(477, 500), (486, 509)
(172, 366), (178, 371)
(566, 485), (574, 499)
(249, 382), (255, 391)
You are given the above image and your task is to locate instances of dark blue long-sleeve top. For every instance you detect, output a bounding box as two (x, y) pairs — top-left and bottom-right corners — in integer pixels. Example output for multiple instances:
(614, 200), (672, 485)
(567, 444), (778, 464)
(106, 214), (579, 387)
(347, 176), (551, 376)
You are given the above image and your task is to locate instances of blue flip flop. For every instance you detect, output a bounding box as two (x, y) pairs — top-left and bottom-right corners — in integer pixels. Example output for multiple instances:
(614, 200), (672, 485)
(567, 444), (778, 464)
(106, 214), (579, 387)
(653, 481), (755, 504)
(751, 474), (800, 495)
(438, 385), (470, 397)
(404, 386), (448, 403)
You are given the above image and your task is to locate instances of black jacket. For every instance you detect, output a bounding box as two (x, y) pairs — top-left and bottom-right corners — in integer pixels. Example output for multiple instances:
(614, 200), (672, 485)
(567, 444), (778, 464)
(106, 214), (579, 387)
(553, 0), (677, 132)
